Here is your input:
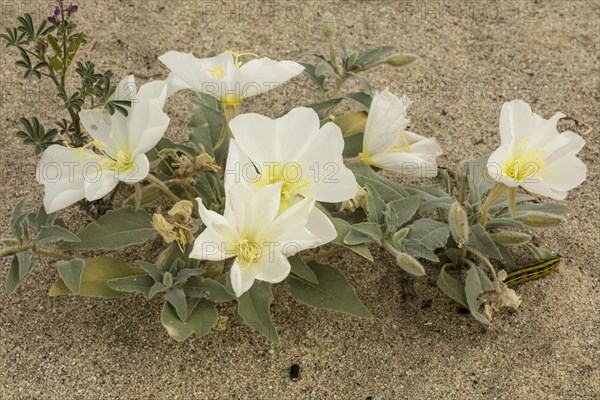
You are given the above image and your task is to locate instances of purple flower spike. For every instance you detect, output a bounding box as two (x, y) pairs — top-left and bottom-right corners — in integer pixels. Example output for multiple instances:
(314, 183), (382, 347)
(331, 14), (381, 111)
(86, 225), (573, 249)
(54, 6), (61, 15)
(48, 16), (57, 24)
(40, 43), (48, 53)
(67, 4), (78, 14)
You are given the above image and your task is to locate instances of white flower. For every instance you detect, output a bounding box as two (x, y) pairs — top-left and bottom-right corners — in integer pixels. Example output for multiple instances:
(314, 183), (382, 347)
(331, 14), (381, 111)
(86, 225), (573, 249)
(487, 101), (587, 200)
(225, 107), (358, 204)
(360, 88), (443, 177)
(36, 76), (170, 212)
(158, 50), (304, 103)
(190, 182), (328, 297)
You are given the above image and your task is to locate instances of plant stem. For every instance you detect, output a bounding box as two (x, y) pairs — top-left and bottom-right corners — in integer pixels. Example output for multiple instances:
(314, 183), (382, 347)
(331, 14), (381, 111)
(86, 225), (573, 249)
(134, 183), (142, 210)
(480, 182), (507, 225)
(164, 179), (201, 198)
(0, 243), (71, 261)
(302, 247), (348, 262)
(145, 174), (181, 203)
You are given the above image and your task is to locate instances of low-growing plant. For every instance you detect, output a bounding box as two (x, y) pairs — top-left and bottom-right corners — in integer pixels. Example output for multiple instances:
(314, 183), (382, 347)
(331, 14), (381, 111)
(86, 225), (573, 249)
(0, 3), (588, 341)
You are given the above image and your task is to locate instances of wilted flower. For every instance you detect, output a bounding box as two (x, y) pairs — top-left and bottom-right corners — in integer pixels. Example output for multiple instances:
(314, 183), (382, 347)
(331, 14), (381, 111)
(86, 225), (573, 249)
(153, 200), (195, 251)
(487, 100), (587, 200)
(359, 89), (443, 177)
(339, 185), (368, 213)
(36, 76), (170, 212)
(158, 50), (304, 103)
(190, 183), (330, 297)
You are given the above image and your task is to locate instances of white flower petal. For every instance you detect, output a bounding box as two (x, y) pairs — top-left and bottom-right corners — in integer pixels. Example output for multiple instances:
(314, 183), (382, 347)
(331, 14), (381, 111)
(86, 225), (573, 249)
(113, 75), (137, 101)
(195, 198), (238, 242)
(370, 152), (438, 178)
(165, 71), (192, 97)
(229, 260), (256, 297)
(79, 109), (126, 155)
(228, 113), (278, 167)
(306, 207), (337, 245)
(83, 167), (119, 201)
(363, 88), (410, 155)
(36, 145), (89, 213)
(189, 228), (230, 261)
(237, 58), (304, 100)
(252, 251), (291, 285)
(128, 80), (170, 156)
(299, 120), (357, 202)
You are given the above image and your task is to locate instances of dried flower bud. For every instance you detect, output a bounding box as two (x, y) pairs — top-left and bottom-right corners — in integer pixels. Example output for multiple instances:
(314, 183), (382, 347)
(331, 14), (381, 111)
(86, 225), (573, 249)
(152, 200), (196, 251)
(322, 12), (336, 38)
(395, 252), (426, 276)
(152, 213), (177, 243)
(515, 212), (564, 227)
(168, 200), (194, 224)
(448, 201), (470, 248)
(490, 230), (532, 245)
(339, 185), (368, 213)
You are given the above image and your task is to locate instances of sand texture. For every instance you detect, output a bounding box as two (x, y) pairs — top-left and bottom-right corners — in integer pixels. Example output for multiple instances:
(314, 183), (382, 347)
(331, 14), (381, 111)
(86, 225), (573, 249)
(1, 1), (599, 399)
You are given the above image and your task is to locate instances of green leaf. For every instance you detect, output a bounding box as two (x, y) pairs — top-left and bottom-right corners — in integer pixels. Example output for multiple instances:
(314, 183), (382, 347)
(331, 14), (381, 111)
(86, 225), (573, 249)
(288, 262), (372, 319)
(347, 163), (409, 201)
(331, 218), (374, 261)
(288, 255), (318, 284)
(36, 226), (80, 247)
(304, 98), (343, 119)
(345, 92), (372, 111)
(30, 206), (58, 229)
(161, 299), (218, 342)
(315, 62), (340, 80)
(5, 250), (35, 294)
(365, 183), (386, 225)
(185, 276), (235, 303)
(299, 62), (326, 91)
(437, 265), (468, 308)
(237, 281), (279, 343)
(10, 198), (28, 240)
(468, 224), (502, 260)
(352, 46), (396, 69)
(188, 98), (227, 163)
(334, 111), (367, 137)
(342, 132), (364, 159)
(467, 155), (494, 205)
(404, 184), (450, 201)
(49, 256), (143, 297)
(343, 222), (382, 245)
(136, 261), (163, 282)
(418, 197), (454, 213)
(165, 288), (188, 321)
(348, 72), (372, 95)
(465, 266), (492, 325)
(60, 209), (157, 251)
(57, 259), (84, 294)
(404, 219), (449, 251)
(107, 274), (156, 298)
(384, 196), (421, 234)
(494, 241), (517, 270)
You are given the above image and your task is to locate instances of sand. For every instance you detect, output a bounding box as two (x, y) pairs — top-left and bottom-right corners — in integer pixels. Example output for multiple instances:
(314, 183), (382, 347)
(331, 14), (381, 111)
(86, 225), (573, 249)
(1, 0), (599, 399)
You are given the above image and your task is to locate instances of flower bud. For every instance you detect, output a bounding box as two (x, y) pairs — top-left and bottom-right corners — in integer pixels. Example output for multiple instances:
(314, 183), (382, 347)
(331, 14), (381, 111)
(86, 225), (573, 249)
(391, 227), (410, 242)
(322, 13), (336, 38)
(386, 54), (417, 67)
(448, 201), (470, 248)
(515, 212), (564, 227)
(162, 271), (173, 289)
(490, 230), (532, 245)
(395, 252), (426, 276)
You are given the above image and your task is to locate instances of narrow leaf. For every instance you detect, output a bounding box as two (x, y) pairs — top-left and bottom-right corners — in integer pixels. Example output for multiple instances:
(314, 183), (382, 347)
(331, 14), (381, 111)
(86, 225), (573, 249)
(237, 281), (279, 343)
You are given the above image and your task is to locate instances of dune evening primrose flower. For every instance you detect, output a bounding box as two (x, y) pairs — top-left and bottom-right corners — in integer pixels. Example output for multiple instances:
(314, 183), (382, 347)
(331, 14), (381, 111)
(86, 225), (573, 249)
(359, 88), (443, 177)
(190, 182), (329, 297)
(158, 50), (304, 104)
(225, 107), (358, 205)
(36, 76), (170, 212)
(486, 100), (587, 200)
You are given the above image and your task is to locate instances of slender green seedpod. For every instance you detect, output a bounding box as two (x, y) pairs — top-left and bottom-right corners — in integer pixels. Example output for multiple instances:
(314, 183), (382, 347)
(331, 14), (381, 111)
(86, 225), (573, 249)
(448, 201), (469, 248)
(515, 212), (564, 227)
(386, 54), (417, 67)
(395, 252), (426, 276)
(490, 230), (532, 246)
(504, 257), (561, 287)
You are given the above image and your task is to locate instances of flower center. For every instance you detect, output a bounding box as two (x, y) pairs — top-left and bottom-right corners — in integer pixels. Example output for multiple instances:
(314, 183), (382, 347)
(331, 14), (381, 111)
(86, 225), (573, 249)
(255, 163), (312, 209)
(76, 140), (135, 174)
(236, 239), (261, 265)
(503, 140), (546, 182)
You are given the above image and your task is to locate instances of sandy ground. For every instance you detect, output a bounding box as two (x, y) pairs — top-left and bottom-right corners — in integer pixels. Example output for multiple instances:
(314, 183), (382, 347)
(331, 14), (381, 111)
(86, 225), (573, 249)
(1, 0), (599, 399)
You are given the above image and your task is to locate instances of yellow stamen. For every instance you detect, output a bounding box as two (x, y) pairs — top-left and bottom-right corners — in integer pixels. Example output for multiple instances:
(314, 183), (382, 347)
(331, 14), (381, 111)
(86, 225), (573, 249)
(236, 239), (261, 264)
(223, 50), (258, 68)
(503, 139), (546, 182)
(388, 131), (412, 153)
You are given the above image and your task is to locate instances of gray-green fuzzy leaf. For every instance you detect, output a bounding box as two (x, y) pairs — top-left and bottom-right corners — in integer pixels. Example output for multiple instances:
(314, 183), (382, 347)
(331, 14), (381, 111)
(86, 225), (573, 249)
(347, 163), (409, 201)
(57, 258), (84, 294)
(465, 266), (492, 325)
(468, 224), (502, 259)
(237, 281), (279, 343)
(37, 225), (80, 247)
(344, 222), (382, 245)
(437, 265), (468, 308)
(289, 255), (318, 284)
(288, 262), (372, 319)
(60, 209), (157, 251)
